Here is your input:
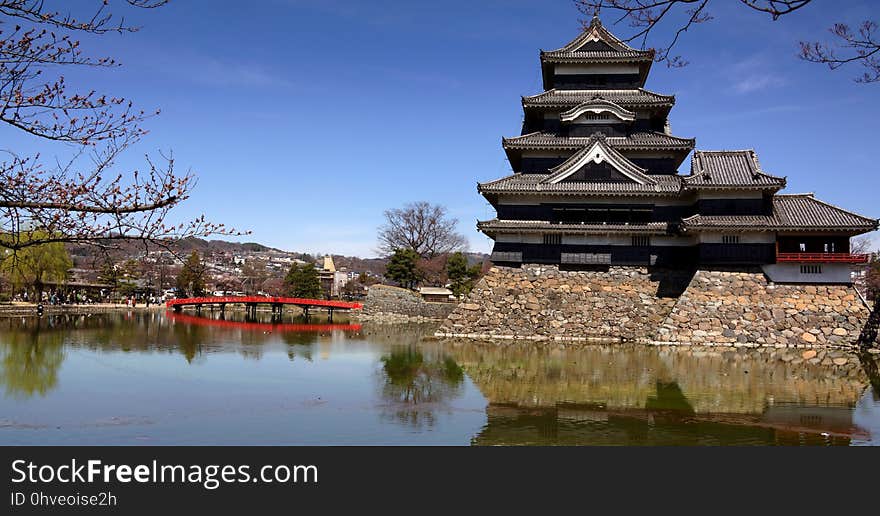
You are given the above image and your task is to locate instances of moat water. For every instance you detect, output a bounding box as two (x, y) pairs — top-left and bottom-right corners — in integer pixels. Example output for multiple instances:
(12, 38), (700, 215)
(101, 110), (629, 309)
(1, 311), (879, 445)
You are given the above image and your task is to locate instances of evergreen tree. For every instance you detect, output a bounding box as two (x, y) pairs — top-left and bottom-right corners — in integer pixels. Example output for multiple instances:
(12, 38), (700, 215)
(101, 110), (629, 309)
(117, 259), (143, 297)
(176, 251), (206, 297)
(446, 252), (482, 298)
(385, 249), (422, 289)
(284, 263), (322, 299)
(357, 272), (379, 286)
(97, 261), (121, 291)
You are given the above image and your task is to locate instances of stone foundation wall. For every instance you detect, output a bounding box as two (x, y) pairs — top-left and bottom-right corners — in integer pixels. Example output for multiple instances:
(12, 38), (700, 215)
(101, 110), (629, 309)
(436, 265), (876, 349)
(657, 269), (870, 347)
(437, 265), (692, 341)
(356, 285), (455, 323)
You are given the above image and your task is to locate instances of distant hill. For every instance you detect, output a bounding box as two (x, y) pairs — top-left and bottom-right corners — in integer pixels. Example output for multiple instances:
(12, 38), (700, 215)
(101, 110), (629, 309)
(170, 238), (280, 255)
(66, 237), (489, 276)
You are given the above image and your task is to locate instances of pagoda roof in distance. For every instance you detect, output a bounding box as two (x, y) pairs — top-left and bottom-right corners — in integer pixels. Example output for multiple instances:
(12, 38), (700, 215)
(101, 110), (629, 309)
(523, 88), (675, 110)
(503, 131), (695, 151)
(684, 150), (786, 190)
(478, 171), (683, 196)
(540, 16), (654, 90)
(502, 130), (695, 173)
(477, 219), (669, 236)
(682, 194), (879, 233)
(541, 15), (654, 62)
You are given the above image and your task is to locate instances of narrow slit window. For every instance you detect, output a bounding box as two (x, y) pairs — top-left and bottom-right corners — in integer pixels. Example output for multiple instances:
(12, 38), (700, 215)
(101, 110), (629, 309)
(800, 265), (822, 274)
(632, 236), (650, 247)
(722, 235), (740, 244)
(543, 234), (562, 245)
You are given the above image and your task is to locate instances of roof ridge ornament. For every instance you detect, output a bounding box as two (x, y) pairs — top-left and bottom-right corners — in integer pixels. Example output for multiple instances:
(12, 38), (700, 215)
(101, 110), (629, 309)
(560, 99), (636, 123)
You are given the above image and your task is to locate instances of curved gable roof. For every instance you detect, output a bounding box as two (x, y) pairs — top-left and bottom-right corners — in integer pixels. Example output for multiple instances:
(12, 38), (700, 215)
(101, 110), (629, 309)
(684, 150), (786, 189)
(559, 99), (636, 123)
(543, 134), (655, 185)
(542, 15), (654, 61)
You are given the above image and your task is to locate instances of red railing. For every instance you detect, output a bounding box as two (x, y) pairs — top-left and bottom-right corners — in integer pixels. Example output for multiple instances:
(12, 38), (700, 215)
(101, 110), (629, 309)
(166, 296), (362, 310)
(776, 252), (869, 264)
(165, 311), (362, 332)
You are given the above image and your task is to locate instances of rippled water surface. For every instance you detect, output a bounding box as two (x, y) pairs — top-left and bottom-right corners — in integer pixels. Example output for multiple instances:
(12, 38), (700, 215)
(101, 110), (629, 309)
(1, 311), (878, 445)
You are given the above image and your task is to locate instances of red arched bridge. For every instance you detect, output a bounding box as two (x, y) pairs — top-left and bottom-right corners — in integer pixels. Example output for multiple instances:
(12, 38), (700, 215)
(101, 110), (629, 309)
(166, 296), (362, 318)
(166, 311), (362, 333)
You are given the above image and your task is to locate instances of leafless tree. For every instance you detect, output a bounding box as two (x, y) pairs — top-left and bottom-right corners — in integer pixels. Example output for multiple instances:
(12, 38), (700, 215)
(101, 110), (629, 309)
(800, 21), (880, 83)
(575, 0), (879, 82)
(377, 202), (467, 259)
(0, 0), (241, 256)
(852, 235), (874, 255)
(851, 235), (875, 300)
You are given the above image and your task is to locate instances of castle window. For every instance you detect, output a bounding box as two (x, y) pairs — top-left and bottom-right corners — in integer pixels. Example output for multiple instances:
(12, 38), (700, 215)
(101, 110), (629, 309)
(800, 265), (822, 274)
(543, 234), (562, 245)
(722, 235), (740, 244)
(632, 236), (650, 247)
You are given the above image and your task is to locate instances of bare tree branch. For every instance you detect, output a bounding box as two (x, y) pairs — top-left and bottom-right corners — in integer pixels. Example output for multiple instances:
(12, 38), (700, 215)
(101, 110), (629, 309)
(0, 1), (244, 257)
(800, 21), (880, 83)
(573, 0), (880, 82)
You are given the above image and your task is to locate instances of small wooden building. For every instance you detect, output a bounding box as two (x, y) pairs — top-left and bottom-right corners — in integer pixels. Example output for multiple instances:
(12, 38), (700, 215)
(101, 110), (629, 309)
(419, 287), (455, 303)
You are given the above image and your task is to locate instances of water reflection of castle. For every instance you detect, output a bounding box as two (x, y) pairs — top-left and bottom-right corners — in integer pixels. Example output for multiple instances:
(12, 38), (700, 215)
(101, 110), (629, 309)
(444, 343), (877, 445)
(2, 315), (877, 445)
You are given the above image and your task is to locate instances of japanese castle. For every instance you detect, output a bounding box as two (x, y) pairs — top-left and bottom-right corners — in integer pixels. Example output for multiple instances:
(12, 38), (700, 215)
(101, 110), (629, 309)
(478, 16), (878, 284)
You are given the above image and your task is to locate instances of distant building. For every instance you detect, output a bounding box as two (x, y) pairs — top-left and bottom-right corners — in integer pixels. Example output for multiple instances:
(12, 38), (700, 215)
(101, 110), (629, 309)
(318, 255), (348, 299)
(419, 287), (455, 303)
(478, 15), (879, 284)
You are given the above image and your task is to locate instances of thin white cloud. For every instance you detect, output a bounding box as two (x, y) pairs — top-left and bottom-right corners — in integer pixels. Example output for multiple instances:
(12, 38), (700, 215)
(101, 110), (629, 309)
(183, 56), (295, 89)
(732, 74), (786, 94)
(144, 49), (296, 90)
(727, 55), (787, 94)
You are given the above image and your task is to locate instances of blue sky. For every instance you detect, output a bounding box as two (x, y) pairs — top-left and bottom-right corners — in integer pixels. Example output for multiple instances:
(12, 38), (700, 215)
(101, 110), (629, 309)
(6, 0), (879, 257)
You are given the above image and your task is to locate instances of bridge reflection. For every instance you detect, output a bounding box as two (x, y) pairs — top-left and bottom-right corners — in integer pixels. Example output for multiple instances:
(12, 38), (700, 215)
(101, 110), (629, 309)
(164, 311), (362, 333)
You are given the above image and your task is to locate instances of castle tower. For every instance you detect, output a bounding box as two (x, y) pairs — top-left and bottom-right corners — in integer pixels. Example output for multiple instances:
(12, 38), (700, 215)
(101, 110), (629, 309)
(478, 16), (877, 283)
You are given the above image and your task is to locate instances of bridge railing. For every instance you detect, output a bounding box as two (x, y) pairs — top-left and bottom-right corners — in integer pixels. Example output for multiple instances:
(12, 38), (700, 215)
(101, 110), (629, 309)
(165, 296), (362, 310)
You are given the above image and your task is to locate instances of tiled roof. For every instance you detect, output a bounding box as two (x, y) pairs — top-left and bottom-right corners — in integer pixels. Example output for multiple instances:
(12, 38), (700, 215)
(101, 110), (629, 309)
(541, 50), (654, 63)
(419, 287), (453, 296)
(541, 16), (654, 63)
(479, 173), (683, 195)
(684, 150), (785, 189)
(681, 194), (879, 232)
(478, 219), (669, 234)
(523, 89), (675, 109)
(503, 131), (695, 151)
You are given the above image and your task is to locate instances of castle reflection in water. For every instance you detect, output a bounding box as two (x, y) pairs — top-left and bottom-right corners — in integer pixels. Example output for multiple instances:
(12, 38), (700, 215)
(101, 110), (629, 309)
(0, 312), (877, 445)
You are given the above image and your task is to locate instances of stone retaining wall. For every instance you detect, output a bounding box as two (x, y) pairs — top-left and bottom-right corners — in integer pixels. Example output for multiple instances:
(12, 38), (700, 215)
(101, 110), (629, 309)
(436, 265), (876, 349)
(657, 269), (870, 347)
(356, 285), (455, 323)
(437, 265), (692, 341)
(0, 303), (164, 317)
